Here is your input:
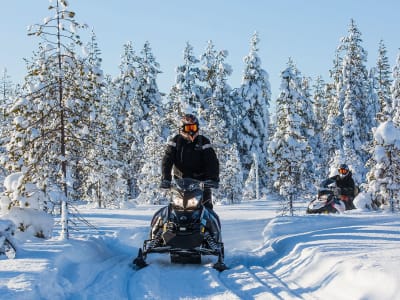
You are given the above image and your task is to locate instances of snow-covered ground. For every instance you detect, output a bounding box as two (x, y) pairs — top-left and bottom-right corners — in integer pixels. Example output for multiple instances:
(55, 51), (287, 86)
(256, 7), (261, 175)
(1, 199), (400, 300)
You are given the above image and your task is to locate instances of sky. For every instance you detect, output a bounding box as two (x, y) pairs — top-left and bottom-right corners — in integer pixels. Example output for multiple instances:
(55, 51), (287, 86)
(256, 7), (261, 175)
(1, 0), (400, 103)
(1, 199), (399, 299)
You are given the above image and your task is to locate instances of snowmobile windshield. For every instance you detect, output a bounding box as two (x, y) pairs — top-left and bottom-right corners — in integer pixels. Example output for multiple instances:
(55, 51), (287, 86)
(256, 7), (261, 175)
(173, 178), (202, 192)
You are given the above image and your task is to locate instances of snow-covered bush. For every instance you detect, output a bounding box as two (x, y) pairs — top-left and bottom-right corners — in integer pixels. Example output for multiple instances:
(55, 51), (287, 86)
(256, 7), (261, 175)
(1, 172), (54, 238)
(3, 207), (53, 238)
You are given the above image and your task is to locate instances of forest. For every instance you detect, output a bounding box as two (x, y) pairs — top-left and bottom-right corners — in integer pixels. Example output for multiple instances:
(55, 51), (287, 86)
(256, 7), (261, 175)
(0, 0), (399, 230)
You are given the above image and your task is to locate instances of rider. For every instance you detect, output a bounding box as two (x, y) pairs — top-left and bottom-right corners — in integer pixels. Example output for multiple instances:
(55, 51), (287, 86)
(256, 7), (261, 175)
(160, 113), (220, 210)
(323, 163), (356, 210)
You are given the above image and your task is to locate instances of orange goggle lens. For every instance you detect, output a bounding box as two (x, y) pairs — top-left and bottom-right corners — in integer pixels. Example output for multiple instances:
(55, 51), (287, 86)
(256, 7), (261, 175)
(182, 124), (198, 132)
(338, 168), (348, 175)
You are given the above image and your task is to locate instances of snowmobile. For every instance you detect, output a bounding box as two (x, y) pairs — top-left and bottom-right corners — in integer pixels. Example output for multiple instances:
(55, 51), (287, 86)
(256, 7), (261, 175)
(306, 180), (347, 214)
(133, 178), (228, 272)
(0, 220), (17, 259)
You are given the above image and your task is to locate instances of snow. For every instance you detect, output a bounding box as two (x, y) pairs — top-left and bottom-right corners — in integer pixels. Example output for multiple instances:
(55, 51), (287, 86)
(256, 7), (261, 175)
(374, 121), (400, 147)
(1, 200), (399, 299)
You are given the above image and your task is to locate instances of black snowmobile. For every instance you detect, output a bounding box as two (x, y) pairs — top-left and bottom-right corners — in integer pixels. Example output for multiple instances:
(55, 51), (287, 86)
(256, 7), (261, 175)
(0, 220), (17, 259)
(133, 178), (228, 271)
(306, 180), (347, 214)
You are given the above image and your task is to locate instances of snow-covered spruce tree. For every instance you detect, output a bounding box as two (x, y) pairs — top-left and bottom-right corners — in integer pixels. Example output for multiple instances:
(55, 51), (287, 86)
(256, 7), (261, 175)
(133, 41), (165, 204)
(336, 19), (375, 182)
(168, 42), (202, 118)
(375, 40), (393, 122)
(236, 32), (271, 190)
(364, 121), (400, 212)
(367, 68), (379, 130)
(68, 29), (105, 202)
(204, 51), (242, 204)
(222, 143), (243, 204)
(77, 31), (126, 208)
(198, 40), (218, 118)
(243, 153), (259, 201)
(362, 50), (400, 211)
(392, 50), (400, 126)
(323, 50), (344, 167)
(299, 75), (318, 190)
(136, 115), (165, 205)
(312, 76), (329, 179)
(111, 41), (139, 200)
(5, 0), (99, 239)
(267, 63), (313, 216)
(87, 74), (127, 208)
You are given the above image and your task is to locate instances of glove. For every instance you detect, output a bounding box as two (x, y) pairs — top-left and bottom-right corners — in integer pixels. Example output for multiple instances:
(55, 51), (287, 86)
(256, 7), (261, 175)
(160, 180), (171, 189)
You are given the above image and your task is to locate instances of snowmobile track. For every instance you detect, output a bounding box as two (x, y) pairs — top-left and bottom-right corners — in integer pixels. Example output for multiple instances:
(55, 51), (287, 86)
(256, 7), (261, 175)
(216, 264), (303, 300)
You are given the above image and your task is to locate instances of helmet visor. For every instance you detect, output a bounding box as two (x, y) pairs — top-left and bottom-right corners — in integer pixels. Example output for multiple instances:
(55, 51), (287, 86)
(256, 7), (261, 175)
(338, 168), (348, 175)
(182, 124), (198, 133)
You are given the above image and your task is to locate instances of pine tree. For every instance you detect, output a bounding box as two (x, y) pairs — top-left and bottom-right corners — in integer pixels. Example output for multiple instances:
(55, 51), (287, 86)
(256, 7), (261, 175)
(199, 40), (218, 113)
(243, 153), (258, 201)
(267, 63), (313, 216)
(134, 41), (165, 203)
(312, 76), (328, 178)
(199, 42), (234, 132)
(88, 75), (127, 208)
(236, 32), (271, 190)
(375, 40), (393, 121)
(112, 41), (139, 200)
(392, 50), (400, 126)
(206, 81), (242, 204)
(365, 121), (400, 212)
(324, 50), (344, 166)
(222, 143), (243, 204)
(4, 0), (98, 239)
(336, 19), (375, 182)
(169, 43), (202, 116)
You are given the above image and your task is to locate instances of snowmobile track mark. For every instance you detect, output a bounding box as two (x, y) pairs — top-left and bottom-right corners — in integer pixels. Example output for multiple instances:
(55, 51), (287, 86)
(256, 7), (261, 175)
(216, 265), (303, 300)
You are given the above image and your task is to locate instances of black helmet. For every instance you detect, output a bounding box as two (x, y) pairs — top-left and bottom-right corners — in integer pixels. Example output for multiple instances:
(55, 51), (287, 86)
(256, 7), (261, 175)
(338, 164), (350, 178)
(179, 113), (199, 141)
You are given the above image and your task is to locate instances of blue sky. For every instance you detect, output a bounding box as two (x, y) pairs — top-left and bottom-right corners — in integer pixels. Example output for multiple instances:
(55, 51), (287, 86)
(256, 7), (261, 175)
(1, 0), (399, 102)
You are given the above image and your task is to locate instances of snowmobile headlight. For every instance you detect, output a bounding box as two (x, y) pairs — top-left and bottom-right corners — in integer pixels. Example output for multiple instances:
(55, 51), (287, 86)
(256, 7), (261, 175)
(172, 195), (184, 208)
(186, 195), (201, 209)
(171, 194), (201, 209)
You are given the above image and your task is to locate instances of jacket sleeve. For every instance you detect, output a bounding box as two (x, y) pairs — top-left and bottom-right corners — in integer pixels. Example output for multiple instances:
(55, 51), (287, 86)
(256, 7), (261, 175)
(321, 177), (336, 188)
(161, 137), (176, 181)
(202, 138), (219, 182)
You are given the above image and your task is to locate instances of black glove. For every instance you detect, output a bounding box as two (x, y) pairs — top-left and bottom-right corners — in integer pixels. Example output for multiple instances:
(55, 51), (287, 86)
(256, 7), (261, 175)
(160, 180), (171, 189)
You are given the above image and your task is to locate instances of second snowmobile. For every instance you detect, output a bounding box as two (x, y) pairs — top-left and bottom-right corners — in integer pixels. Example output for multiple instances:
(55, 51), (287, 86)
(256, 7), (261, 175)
(133, 178), (227, 271)
(306, 181), (347, 214)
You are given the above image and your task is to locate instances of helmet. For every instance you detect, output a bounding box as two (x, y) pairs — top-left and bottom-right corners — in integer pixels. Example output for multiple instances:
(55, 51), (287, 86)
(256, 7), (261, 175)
(179, 113), (199, 141)
(338, 164), (350, 178)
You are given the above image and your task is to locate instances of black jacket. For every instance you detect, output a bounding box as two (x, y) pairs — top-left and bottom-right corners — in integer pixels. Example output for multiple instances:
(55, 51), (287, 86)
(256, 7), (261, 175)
(161, 134), (219, 182)
(327, 172), (355, 196)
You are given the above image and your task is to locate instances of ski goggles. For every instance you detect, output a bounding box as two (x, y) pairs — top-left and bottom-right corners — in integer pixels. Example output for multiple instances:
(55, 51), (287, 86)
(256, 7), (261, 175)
(338, 168), (349, 175)
(182, 124), (198, 133)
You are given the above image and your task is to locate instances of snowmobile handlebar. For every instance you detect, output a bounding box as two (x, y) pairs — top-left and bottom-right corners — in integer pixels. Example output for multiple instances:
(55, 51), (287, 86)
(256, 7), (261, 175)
(168, 178), (219, 191)
(200, 180), (219, 189)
